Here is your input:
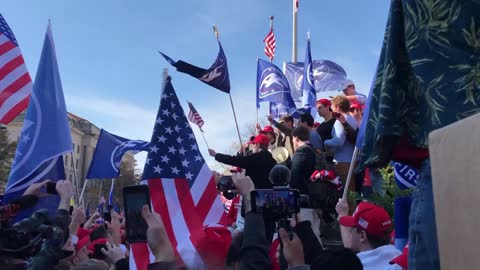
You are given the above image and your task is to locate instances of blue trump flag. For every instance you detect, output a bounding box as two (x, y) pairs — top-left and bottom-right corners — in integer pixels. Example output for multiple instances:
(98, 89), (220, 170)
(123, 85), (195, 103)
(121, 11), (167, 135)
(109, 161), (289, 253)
(257, 59), (296, 117)
(158, 41), (230, 93)
(86, 129), (150, 179)
(3, 24), (72, 217)
(284, 60), (347, 102)
(300, 38), (317, 117)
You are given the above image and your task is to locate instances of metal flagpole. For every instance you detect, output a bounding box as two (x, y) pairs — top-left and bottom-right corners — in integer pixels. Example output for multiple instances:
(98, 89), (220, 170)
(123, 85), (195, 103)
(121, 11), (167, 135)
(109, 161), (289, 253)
(342, 147), (359, 200)
(69, 153), (80, 206)
(213, 25), (243, 146)
(292, 0), (298, 63)
(199, 128), (210, 149)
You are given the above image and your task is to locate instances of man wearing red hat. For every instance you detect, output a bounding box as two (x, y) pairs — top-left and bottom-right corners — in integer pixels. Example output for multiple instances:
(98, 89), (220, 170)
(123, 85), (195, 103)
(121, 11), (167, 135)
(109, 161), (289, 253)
(316, 98), (336, 146)
(336, 200), (402, 270)
(208, 134), (277, 189)
(350, 102), (363, 126)
(260, 125), (277, 151)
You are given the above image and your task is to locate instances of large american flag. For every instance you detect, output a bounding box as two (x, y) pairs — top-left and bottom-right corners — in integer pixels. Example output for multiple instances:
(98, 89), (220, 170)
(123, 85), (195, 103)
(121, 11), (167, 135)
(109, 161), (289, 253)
(263, 29), (276, 61)
(130, 77), (225, 270)
(0, 13), (32, 124)
(187, 101), (204, 129)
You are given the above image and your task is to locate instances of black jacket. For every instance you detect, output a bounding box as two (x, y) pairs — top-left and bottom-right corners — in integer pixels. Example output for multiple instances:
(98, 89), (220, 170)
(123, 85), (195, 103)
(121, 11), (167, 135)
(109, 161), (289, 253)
(290, 144), (316, 195)
(215, 150), (276, 189)
(239, 212), (271, 270)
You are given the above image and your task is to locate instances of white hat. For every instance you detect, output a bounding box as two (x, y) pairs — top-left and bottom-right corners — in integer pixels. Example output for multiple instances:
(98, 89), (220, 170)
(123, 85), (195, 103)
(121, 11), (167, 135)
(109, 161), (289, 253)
(340, 79), (355, 91)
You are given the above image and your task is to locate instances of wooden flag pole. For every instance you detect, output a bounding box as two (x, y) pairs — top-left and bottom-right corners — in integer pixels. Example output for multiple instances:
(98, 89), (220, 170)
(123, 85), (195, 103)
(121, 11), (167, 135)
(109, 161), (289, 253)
(79, 178), (89, 206)
(213, 25), (243, 146)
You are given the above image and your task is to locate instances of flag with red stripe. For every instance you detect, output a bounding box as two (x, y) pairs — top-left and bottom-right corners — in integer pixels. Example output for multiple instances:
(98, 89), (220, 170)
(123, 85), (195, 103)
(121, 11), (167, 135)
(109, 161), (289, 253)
(187, 101), (204, 129)
(130, 77), (227, 270)
(263, 29), (276, 61)
(0, 13), (32, 124)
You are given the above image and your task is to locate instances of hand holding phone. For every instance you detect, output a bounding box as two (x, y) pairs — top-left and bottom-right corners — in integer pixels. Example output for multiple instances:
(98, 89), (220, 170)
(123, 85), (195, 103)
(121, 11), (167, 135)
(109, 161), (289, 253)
(250, 189), (300, 220)
(123, 185), (151, 242)
(46, 182), (58, 195)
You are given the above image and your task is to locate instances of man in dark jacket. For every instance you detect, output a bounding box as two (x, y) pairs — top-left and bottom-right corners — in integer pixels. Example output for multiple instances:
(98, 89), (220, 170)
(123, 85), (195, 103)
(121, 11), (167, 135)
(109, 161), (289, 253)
(208, 134), (276, 190)
(290, 127), (316, 196)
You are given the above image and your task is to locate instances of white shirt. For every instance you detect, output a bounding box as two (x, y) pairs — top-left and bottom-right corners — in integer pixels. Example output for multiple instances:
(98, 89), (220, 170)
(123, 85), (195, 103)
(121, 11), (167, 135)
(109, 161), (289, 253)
(357, 245), (402, 270)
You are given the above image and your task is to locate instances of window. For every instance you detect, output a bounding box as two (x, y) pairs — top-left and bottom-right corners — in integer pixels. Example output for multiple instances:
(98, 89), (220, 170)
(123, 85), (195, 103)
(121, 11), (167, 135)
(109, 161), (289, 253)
(77, 145), (80, 153)
(76, 159), (79, 169)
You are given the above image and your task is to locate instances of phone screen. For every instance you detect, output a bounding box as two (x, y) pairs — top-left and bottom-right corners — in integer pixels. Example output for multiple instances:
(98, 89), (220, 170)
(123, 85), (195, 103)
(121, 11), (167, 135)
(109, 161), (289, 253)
(103, 212), (111, 223)
(251, 189), (299, 219)
(92, 244), (107, 260)
(123, 185), (151, 243)
(46, 182), (58, 195)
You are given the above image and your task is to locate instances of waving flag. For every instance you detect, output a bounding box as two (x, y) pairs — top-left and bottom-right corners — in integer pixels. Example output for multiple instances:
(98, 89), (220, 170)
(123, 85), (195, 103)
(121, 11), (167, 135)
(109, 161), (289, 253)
(0, 13), (33, 125)
(86, 129), (150, 179)
(257, 59), (296, 118)
(130, 77), (226, 270)
(158, 42), (230, 93)
(3, 24), (71, 218)
(263, 29), (276, 61)
(301, 38), (316, 117)
(187, 101), (204, 129)
(284, 60), (347, 101)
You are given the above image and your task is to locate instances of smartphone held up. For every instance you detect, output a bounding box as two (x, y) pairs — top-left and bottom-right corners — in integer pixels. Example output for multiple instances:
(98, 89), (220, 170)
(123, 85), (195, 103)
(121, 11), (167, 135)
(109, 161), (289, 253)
(123, 185), (151, 243)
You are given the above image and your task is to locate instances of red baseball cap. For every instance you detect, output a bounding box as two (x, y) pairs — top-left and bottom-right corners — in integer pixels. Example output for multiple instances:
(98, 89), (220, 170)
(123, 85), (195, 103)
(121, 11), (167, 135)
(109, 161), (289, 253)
(390, 243), (409, 269)
(316, 98), (331, 107)
(87, 238), (108, 254)
(350, 102), (362, 110)
(339, 202), (392, 237)
(252, 134), (270, 145)
(261, 126), (274, 134)
(76, 236), (91, 252)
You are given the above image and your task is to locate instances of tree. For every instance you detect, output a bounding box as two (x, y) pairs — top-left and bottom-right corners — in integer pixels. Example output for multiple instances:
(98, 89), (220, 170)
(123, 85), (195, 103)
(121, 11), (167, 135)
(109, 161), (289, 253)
(0, 129), (17, 193)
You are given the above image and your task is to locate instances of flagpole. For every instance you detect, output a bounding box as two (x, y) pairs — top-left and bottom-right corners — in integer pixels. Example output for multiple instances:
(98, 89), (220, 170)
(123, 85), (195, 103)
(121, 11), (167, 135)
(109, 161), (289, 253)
(199, 128), (210, 149)
(342, 147), (359, 200)
(213, 25), (243, 146)
(69, 153), (80, 206)
(269, 16), (274, 63)
(292, 0), (298, 63)
(79, 178), (89, 206)
(108, 178), (115, 205)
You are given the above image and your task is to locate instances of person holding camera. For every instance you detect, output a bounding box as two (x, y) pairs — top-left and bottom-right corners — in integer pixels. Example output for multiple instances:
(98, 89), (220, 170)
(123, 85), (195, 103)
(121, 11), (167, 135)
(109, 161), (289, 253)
(208, 134), (277, 190)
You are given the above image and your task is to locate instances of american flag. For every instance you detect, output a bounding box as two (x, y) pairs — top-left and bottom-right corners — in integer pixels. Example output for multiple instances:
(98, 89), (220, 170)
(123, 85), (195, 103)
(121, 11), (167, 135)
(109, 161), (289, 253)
(0, 13), (32, 125)
(263, 29), (276, 61)
(130, 77), (226, 270)
(187, 101), (204, 129)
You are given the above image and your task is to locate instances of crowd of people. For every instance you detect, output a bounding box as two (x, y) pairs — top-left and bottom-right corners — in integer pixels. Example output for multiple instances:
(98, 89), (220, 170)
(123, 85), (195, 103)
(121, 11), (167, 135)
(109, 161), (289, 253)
(0, 81), (410, 270)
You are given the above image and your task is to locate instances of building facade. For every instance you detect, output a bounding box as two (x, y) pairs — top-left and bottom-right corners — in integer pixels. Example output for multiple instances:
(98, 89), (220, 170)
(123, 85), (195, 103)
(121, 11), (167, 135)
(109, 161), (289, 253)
(6, 112), (135, 206)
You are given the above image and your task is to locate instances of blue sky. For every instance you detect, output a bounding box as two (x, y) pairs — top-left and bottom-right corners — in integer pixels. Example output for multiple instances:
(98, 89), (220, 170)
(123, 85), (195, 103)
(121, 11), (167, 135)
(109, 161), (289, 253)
(3, 1), (390, 170)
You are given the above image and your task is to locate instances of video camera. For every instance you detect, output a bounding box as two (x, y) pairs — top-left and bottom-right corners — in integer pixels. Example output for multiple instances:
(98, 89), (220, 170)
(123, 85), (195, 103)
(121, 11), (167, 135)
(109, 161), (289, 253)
(0, 209), (54, 259)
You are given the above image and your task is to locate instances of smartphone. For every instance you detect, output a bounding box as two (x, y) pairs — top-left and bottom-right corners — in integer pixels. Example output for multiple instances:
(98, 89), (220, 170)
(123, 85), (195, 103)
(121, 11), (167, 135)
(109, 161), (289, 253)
(123, 185), (151, 243)
(46, 182), (58, 195)
(103, 211), (111, 223)
(250, 189), (300, 220)
(217, 175), (236, 191)
(92, 244), (107, 260)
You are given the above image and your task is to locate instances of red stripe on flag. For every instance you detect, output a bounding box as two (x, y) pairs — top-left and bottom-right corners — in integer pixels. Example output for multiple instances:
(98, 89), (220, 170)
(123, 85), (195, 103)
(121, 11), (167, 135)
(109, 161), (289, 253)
(174, 179), (205, 246)
(148, 179), (180, 260)
(0, 95), (29, 124)
(195, 175), (218, 222)
(0, 73), (32, 106)
(0, 55), (24, 80)
(131, 243), (151, 270)
(0, 40), (15, 55)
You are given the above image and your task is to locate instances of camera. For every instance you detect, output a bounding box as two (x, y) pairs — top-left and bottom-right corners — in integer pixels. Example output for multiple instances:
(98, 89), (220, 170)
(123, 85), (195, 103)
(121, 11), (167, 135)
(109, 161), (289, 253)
(217, 175), (237, 200)
(0, 209), (53, 259)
